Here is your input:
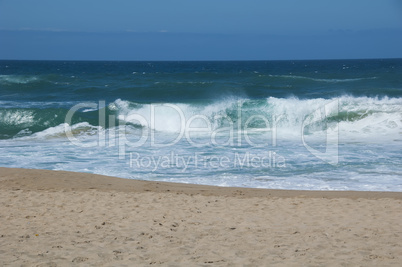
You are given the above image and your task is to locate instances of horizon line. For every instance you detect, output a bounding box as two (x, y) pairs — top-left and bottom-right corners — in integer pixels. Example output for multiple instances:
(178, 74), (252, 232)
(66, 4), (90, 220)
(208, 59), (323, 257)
(1, 57), (402, 62)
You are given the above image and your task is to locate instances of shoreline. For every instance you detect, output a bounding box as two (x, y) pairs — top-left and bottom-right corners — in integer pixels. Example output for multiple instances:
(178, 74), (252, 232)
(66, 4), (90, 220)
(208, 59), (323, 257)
(1, 167), (402, 266)
(1, 167), (402, 199)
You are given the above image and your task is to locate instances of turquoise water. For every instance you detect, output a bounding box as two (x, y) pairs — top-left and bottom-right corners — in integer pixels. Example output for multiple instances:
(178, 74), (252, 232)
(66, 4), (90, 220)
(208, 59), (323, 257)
(1, 59), (401, 191)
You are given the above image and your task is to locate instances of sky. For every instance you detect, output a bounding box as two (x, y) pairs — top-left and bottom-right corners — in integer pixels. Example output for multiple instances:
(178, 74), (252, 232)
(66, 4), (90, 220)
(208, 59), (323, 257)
(0, 0), (401, 60)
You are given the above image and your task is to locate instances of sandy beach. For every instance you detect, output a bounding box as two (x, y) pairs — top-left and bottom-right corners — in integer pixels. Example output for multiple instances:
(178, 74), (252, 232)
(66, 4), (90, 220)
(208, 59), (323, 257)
(0, 168), (401, 266)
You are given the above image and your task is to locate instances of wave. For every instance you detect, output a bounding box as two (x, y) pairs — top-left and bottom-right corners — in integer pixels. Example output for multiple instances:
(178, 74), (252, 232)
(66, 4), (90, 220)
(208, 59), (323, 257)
(114, 96), (401, 140)
(0, 107), (102, 139)
(16, 122), (101, 140)
(2, 96), (401, 142)
(0, 74), (41, 84)
(267, 74), (377, 83)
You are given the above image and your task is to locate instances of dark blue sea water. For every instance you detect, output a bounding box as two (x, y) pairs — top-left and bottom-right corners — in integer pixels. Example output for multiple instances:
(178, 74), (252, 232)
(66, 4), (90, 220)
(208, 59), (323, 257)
(1, 59), (401, 191)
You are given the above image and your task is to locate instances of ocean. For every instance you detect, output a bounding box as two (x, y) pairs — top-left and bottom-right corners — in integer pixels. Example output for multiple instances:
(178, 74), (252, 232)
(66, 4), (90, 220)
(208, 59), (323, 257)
(0, 59), (401, 191)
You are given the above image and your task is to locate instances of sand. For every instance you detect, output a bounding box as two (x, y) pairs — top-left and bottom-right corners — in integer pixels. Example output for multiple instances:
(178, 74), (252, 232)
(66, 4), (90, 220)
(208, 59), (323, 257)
(0, 168), (401, 266)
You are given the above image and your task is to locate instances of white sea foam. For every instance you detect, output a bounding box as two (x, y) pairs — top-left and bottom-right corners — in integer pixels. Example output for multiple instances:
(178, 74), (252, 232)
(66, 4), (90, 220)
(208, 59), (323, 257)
(0, 74), (40, 84)
(0, 109), (35, 126)
(2, 96), (401, 191)
(109, 96), (402, 142)
(16, 122), (101, 140)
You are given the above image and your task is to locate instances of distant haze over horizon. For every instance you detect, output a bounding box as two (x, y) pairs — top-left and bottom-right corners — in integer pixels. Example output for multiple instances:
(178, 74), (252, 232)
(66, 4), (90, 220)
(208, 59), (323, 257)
(1, 0), (402, 60)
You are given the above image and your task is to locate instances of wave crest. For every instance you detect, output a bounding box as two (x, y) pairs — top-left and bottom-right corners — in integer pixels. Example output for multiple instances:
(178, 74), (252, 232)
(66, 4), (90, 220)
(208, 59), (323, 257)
(0, 75), (40, 84)
(2, 96), (401, 141)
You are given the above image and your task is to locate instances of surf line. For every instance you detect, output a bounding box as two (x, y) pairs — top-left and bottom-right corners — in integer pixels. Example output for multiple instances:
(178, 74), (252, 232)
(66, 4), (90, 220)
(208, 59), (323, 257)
(63, 101), (281, 155)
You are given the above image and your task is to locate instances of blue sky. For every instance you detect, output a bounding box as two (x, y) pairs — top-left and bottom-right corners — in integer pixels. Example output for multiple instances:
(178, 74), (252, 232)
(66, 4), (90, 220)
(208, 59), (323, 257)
(1, 0), (401, 60)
